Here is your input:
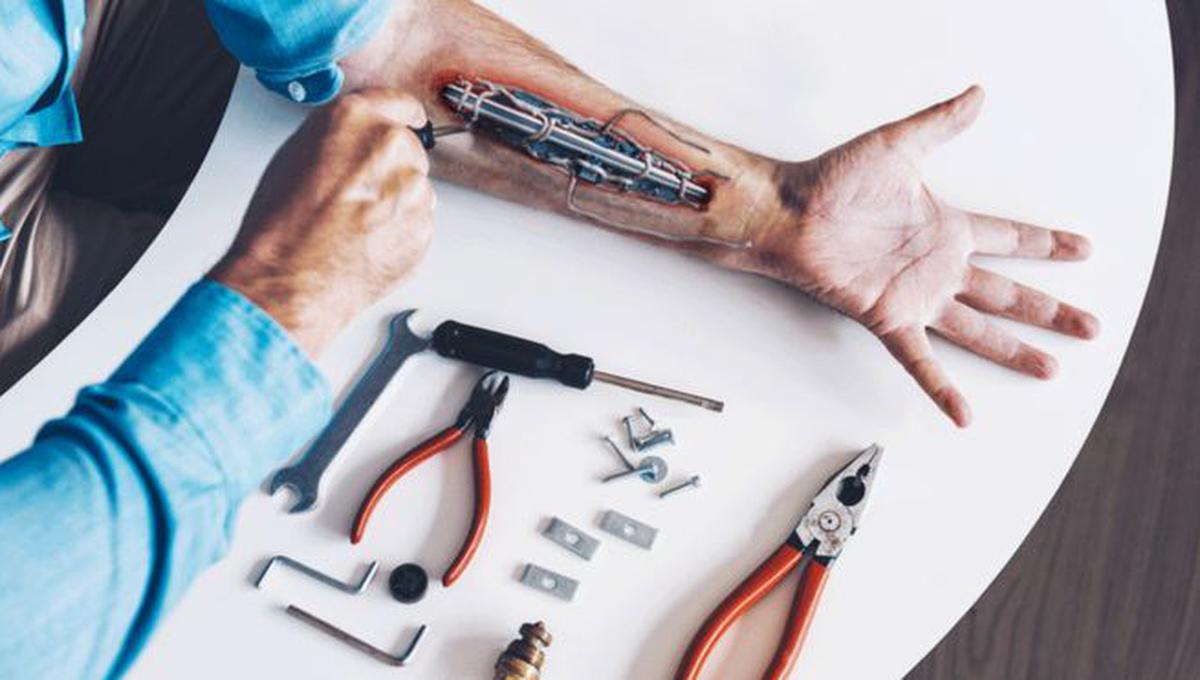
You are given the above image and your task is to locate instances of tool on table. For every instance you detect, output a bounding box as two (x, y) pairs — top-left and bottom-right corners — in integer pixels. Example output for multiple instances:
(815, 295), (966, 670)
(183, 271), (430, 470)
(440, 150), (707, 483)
(602, 435), (636, 471)
(674, 444), (883, 680)
(519, 564), (579, 602)
(409, 121), (469, 150)
(432, 320), (724, 412)
(389, 563), (430, 604)
(542, 517), (600, 561)
(601, 455), (667, 484)
(495, 621), (553, 680)
(269, 310), (430, 513)
(350, 371), (510, 587)
(285, 604), (426, 667)
(599, 510), (658, 550)
(659, 475), (702, 499)
(255, 555), (378, 595)
(624, 407), (676, 451)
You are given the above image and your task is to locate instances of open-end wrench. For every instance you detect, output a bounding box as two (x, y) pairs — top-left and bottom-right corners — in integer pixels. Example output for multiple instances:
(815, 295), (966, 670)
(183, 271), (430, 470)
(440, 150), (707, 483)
(269, 310), (430, 513)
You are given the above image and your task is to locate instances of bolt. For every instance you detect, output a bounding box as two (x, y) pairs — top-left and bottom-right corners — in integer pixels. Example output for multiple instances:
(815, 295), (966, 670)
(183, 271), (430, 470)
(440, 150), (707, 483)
(633, 428), (675, 451)
(602, 435), (635, 471)
(602, 456), (668, 484)
(659, 475), (702, 499)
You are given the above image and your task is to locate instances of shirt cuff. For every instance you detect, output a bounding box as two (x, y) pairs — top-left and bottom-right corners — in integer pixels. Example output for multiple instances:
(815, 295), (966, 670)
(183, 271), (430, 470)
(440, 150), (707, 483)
(110, 280), (331, 497)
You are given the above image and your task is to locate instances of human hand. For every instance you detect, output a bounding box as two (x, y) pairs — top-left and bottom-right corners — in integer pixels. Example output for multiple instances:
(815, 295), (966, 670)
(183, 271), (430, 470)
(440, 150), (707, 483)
(211, 89), (435, 357)
(742, 86), (1097, 426)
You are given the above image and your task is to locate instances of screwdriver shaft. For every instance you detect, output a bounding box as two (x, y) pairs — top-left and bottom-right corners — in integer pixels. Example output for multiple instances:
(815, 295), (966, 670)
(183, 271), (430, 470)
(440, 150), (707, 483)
(592, 370), (724, 413)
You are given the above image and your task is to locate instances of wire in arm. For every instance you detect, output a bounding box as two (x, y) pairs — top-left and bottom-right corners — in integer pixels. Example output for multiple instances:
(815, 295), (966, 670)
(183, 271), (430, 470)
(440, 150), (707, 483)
(441, 78), (748, 247)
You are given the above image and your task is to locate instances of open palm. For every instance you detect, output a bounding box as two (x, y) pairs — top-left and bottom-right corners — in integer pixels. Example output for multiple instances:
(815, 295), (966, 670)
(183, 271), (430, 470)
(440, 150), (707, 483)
(753, 86), (1097, 426)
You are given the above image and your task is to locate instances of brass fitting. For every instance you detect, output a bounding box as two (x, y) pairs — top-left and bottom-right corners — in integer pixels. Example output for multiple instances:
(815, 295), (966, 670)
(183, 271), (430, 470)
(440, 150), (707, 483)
(494, 621), (552, 680)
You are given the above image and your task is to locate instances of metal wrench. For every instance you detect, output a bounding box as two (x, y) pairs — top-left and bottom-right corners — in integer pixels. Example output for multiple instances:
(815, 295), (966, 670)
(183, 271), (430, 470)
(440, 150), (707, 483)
(269, 310), (430, 513)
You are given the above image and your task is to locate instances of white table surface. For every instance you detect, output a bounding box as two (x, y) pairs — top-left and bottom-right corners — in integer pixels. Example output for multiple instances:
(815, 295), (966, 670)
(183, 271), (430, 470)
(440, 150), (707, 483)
(0, 1), (1173, 678)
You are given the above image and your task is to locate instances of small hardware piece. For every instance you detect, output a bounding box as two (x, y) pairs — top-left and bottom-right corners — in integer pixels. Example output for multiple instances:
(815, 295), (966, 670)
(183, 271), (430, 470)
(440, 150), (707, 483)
(602, 455), (667, 484)
(624, 409), (676, 451)
(542, 517), (601, 560)
(602, 435), (635, 471)
(659, 475), (702, 499)
(519, 564), (579, 602)
(599, 510), (659, 550)
(254, 555), (378, 595)
(389, 563), (430, 604)
(285, 604), (426, 667)
(495, 621), (553, 680)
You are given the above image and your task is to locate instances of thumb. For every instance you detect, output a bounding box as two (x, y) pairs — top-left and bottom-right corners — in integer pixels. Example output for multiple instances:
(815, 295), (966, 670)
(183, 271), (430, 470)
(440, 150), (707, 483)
(886, 84), (984, 156)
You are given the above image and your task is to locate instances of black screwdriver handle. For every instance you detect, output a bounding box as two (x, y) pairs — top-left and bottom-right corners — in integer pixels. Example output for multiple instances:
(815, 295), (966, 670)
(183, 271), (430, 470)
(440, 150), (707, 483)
(432, 321), (595, 389)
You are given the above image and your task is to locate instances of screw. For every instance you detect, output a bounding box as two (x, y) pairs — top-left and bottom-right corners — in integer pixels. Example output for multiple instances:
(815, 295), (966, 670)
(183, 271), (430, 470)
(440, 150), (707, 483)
(659, 475), (702, 499)
(602, 456), (668, 484)
(636, 407), (656, 428)
(602, 435), (635, 471)
(633, 428), (675, 452)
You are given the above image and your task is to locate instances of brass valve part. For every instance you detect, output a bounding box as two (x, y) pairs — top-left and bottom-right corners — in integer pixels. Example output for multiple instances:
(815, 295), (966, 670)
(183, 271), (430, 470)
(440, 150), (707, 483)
(494, 621), (553, 680)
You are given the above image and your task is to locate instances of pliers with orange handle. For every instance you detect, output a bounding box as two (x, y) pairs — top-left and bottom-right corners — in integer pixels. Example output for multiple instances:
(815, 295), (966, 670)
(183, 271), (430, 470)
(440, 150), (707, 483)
(674, 444), (883, 680)
(350, 371), (510, 587)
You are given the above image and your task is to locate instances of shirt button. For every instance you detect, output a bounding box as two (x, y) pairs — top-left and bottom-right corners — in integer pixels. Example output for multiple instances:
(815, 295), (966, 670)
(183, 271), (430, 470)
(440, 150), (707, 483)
(287, 81), (307, 102)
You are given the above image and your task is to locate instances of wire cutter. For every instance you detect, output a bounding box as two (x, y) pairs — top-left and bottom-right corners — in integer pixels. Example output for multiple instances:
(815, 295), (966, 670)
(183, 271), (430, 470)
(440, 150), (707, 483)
(674, 444), (883, 680)
(350, 371), (510, 587)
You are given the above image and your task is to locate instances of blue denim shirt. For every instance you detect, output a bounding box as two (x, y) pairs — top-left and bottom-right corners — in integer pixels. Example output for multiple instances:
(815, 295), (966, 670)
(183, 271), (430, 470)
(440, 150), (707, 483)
(0, 0), (390, 241)
(0, 281), (331, 679)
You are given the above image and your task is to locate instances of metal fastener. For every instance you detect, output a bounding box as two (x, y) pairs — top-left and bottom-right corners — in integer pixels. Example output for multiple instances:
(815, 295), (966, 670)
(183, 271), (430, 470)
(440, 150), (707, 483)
(602, 455), (667, 484)
(659, 475), (702, 499)
(542, 517), (601, 560)
(602, 435), (635, 471)
(633, 428), (675, 451)
(255, 555), (378, 595)
(519, 564), (579, 601)
(285, 604), (426, 666)
(598, 510), (658, 549)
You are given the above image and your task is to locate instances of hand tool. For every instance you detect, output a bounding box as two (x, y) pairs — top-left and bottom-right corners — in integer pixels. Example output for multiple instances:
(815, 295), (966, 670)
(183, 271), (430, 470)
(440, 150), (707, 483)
(409, 121), (469, 150)
(254, 555), (378, 595)
(601, 455), (667, 484)
(495, 621), (553, 680)
(268, 310), (430, 513)
(659, 475), (702, 499)
(519, 563), (579, 602)
(388, 563), (429, 604)
(285, 604), (426, 667)
(599, 510), (658, 549)
(350, 371), (510, 587)
(432, 320), (724, 412)
(542, 517), (601, 560)
(673, 444), (883, 680)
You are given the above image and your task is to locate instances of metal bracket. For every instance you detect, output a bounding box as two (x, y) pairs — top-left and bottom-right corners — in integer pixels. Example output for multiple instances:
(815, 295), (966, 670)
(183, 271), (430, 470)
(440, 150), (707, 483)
(519, 564), (579, 602)
(542, 517), (601, 560)
(599, 510), (659, 550)
(255, 555), (378, 595)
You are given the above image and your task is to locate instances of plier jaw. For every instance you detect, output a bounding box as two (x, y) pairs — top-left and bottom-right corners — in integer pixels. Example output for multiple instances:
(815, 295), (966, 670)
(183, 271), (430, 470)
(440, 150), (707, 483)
(793, 443), (882, 562)
(455, 371), (510, 437)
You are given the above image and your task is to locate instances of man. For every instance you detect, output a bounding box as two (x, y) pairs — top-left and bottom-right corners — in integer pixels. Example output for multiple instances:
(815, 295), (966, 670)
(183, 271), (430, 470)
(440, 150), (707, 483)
(0, 1), (1098, 678)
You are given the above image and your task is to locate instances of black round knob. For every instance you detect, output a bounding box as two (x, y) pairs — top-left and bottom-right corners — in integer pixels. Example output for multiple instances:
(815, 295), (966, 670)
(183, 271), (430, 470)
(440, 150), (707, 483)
(389, 563), (429, 604)
(836, 475), (867, 507)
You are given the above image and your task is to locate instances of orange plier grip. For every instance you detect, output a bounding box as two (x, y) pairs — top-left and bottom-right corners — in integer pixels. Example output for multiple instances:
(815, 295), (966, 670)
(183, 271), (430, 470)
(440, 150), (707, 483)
(675, 543), (830, 680)
(350, 426), (493, 587)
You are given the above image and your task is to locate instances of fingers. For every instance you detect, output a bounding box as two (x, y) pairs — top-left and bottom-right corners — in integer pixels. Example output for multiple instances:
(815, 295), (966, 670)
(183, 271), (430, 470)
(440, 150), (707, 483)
(883, 84), (985, 156)
(338, 88), (428, 128)
(969, 212), (1091, 260)
(934, 302), (1058, 379)
(959, 266), (1099, 339)
(879, 326), (972, 427)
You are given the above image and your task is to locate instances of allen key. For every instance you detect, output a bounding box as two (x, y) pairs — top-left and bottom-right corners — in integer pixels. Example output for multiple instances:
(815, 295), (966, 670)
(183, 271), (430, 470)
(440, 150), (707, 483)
(285, 604), (427, 666)
(255, 555), (378, 595)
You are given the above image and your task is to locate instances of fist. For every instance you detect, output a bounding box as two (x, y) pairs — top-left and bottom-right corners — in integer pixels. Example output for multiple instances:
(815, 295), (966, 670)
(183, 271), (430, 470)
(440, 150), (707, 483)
(212, 89), (435, 356)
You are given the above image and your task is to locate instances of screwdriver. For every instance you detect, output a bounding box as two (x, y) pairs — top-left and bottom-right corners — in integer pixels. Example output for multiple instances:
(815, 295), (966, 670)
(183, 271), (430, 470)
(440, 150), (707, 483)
(432, 320), (725, 412)
(410, 121), (469, 150)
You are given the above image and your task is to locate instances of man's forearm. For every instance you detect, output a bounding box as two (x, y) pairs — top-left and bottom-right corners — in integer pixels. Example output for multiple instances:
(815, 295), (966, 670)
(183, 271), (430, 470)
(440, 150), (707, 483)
(344, 0), (782, 264)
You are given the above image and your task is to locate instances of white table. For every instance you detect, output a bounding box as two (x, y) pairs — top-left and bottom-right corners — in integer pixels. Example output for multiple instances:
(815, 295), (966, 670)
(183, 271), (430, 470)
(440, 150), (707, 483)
(0, 2), (1172, 678)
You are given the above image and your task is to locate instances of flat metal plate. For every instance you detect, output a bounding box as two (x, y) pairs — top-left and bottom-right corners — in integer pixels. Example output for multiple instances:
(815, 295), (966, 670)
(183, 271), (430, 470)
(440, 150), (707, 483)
(542, 517), (601, 560)
(599, 510), (658, 550)
(519, 564), (579, 602)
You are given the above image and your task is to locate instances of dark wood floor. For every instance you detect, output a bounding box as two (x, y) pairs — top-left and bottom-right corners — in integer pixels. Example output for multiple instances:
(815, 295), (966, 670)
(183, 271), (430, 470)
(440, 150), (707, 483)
(907, 3), (1200, 678)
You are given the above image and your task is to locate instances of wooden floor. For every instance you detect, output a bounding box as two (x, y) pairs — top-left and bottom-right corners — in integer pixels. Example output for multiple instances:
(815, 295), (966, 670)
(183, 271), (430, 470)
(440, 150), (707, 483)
(907, 3), (1200, 678)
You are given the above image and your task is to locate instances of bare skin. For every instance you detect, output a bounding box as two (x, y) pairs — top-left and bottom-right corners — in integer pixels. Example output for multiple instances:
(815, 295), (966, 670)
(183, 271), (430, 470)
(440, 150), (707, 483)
(210, 90), (435, 357)
(338, 0), (1096, 426)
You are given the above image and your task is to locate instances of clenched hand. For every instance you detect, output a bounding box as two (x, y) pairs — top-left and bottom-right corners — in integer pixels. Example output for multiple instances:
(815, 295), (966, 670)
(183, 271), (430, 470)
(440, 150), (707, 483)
(211, 90), (436, 357)
(746, 86), (1097, 426)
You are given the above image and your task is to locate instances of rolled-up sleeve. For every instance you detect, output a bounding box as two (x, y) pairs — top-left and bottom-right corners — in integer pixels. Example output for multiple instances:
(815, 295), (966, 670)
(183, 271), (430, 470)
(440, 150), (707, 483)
(0, 0), (85, 153)
(204, 0), (391, 105)
(0, 281), (330, 680)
